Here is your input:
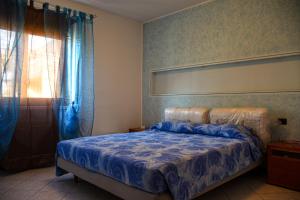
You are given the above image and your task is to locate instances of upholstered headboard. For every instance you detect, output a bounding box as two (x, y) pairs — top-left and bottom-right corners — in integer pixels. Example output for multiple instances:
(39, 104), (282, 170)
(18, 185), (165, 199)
(164, 107), (209, 123)
(209, 108), (271, 148)
(164, 107), (271, 149)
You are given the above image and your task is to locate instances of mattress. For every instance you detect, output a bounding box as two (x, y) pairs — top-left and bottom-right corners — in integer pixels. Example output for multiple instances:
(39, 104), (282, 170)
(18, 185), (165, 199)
(56, 124), (262, 200)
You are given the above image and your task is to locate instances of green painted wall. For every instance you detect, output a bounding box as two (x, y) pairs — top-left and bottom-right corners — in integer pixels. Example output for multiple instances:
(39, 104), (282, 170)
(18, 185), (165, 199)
(143, 0), (300, 140)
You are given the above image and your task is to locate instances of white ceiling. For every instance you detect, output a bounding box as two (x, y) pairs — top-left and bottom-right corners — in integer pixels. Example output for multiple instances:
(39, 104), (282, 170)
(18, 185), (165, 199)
(72, 0), (210, 22)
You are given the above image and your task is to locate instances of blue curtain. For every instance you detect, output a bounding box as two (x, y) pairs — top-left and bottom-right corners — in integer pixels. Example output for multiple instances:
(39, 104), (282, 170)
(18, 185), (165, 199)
(43, 4), (95, 140)
(0, 0), (27, 159)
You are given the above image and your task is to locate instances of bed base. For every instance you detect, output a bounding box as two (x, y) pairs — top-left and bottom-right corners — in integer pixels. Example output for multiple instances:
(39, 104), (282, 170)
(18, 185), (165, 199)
(57, 157), (262, 200)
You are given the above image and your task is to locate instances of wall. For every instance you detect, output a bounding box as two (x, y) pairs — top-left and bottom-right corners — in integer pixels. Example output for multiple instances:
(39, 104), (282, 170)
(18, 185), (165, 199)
(47, 0), (143, 134)
(143, 0), (300, 140)
(151, 56), (300, 95)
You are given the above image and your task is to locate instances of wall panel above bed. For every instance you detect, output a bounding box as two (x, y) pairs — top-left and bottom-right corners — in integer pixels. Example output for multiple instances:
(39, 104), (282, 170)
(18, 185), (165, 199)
(143, 0), (300, 141)
(151, 56), (300, 95)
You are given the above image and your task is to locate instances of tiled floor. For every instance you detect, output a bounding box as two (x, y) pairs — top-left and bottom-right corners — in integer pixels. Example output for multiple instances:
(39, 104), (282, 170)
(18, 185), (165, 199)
(0, 167), (299, 200)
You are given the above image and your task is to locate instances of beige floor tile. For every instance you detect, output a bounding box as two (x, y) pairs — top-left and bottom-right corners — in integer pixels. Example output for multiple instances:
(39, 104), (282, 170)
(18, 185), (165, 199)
(0, 180), (24, 194)
(1, 167), (299, 200)
(0, 189), (37, 200)
(27, 168), (55, 182)
(12, 179), (50, 191)
(249, 182), (296, 194)
(0, 168), (51, 186)
(0, 174), (27, 183)
(221, 179), (261, 200)
(228, 192), (262, 200)
(62, 192), (98, 200)
(260, 192), (300, 200)
(63, 179), (121, 200)
(31, 190), (67, 200)
(62, 188), (121, 200)
(196, 189), (228, 200)
(42, 181), (76, 194)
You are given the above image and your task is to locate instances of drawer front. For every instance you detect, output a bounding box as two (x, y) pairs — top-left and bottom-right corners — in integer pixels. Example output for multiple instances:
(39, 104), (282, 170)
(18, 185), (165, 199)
(267, 153), (300, 190)
(271, 149), (300, 159)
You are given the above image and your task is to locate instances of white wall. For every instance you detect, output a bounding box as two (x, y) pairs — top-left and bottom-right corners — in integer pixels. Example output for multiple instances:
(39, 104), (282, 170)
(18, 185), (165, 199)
(48, 0), (143, 134)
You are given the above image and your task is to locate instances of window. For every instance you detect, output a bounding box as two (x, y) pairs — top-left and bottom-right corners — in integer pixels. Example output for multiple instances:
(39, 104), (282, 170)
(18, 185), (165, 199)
(0, 29), (17, 97)
(22, 34), (61, 98)
(1, 29), (61, 98)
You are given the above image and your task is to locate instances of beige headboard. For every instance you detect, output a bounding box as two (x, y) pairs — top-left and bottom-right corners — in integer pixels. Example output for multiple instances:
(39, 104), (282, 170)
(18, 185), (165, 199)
(209, 108), (271, 149)
(164, 107), (209, 124)
(164, 107), (271, 149)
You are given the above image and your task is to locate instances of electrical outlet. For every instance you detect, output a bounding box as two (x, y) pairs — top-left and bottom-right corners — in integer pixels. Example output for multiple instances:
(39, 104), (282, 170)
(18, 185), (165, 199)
(278, 118), (287, 125)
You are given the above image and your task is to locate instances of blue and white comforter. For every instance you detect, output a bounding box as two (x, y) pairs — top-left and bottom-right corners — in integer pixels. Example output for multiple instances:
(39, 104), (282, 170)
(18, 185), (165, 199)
(56, 122), (262, 200)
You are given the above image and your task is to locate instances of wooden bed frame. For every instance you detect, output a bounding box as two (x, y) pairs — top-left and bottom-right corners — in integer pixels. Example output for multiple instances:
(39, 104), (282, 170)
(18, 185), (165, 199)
(57, 107), (270, 200)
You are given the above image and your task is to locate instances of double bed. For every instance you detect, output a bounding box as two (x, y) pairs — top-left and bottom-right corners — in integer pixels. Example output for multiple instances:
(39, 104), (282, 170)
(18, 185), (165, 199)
(56, 107), (270, 200)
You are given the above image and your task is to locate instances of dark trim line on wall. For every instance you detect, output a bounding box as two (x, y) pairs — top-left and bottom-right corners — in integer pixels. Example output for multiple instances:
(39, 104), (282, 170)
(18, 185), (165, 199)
(150, 91), (300, 97)
(150, 51), (300, 73)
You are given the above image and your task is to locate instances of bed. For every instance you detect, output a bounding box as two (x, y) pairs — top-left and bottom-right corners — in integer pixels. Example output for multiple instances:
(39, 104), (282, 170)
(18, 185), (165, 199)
(56, 107), (270, 200)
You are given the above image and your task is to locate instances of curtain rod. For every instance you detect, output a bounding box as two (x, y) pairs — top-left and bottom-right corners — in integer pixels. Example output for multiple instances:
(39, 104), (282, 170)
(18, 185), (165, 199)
(28, 0), (97, 18)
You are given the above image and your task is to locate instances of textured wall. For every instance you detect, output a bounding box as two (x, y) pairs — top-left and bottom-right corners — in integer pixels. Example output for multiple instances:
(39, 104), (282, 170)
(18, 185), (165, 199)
(143, 0), (300, 140)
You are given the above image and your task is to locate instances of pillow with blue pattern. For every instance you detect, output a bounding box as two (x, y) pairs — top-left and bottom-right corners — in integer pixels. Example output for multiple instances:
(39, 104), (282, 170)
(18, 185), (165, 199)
(193, 123), (254, 139)
(150, 121), (198, 134)
(151, 121), (254, 140)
